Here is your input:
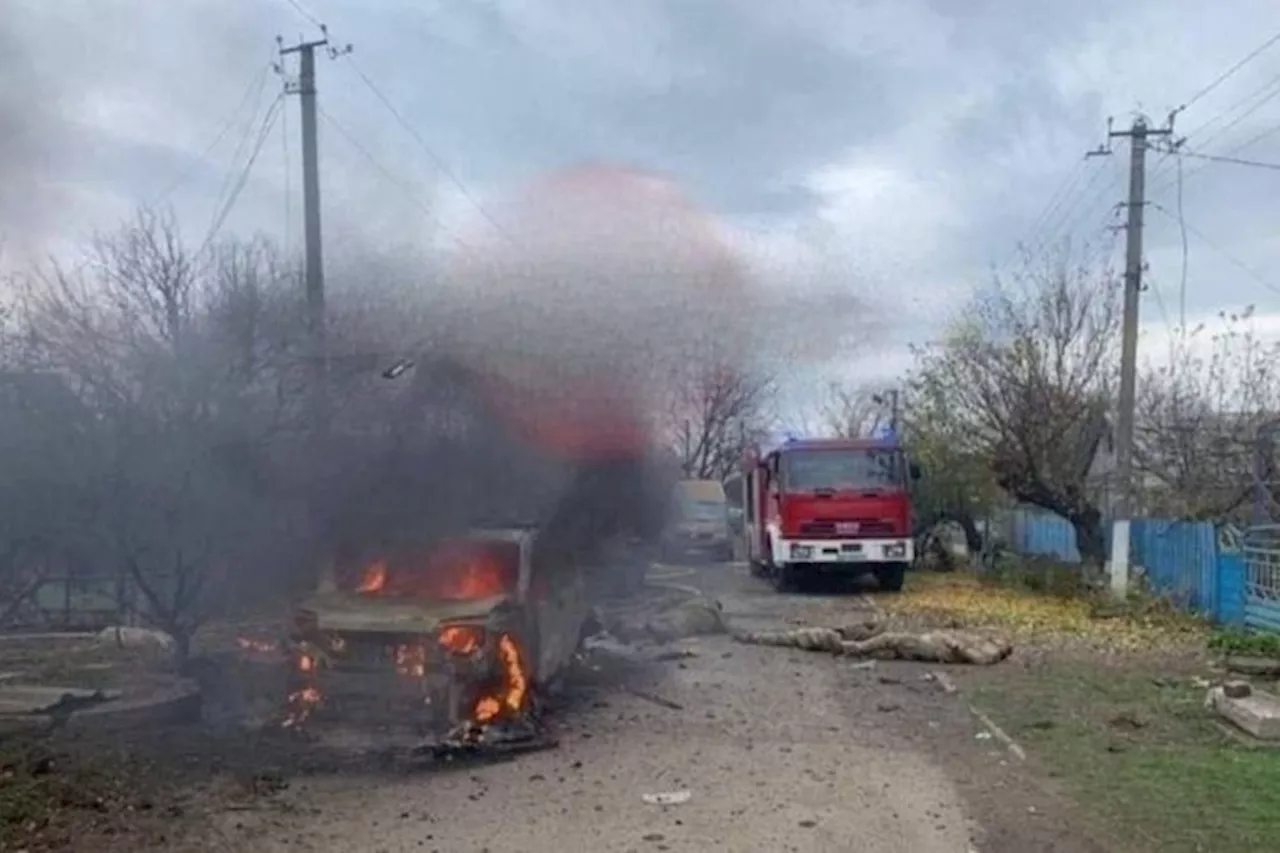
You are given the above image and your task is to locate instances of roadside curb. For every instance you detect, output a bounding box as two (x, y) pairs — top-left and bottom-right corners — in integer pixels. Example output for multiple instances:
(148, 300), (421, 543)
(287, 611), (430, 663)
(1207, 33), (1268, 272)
(969, 704), (1027, 761)
(1, 680), (202, 736)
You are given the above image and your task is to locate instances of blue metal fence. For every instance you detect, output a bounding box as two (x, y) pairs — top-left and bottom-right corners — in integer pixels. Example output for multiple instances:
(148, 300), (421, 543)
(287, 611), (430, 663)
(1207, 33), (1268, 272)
(1007, 509), (1241, 625)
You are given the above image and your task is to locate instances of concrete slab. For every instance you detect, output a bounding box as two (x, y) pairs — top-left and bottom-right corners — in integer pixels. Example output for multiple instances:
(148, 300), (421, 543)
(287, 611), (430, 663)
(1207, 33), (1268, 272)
(0, 685), (120, 715)
(1211, 685), (1280, 741)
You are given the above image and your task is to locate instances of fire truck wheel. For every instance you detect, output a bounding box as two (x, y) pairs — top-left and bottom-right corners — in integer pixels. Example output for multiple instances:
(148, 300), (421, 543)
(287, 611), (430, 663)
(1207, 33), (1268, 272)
(770, 562), (798, 592)
(875, 562), (907, 593)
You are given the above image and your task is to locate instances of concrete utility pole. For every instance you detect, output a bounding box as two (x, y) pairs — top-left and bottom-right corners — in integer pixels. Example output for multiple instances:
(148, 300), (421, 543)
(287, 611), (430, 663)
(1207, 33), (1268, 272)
(278, 30), (352, 424)
(1097, 115), (1172, 597)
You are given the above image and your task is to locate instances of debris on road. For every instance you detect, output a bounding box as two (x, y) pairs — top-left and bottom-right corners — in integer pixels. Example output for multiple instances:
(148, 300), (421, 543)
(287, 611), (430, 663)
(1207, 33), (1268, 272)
(925, 671), (959, 694)
(641, 790), (691, 806)
(624, 687), (684, 711)
(95, 626), (176, 655)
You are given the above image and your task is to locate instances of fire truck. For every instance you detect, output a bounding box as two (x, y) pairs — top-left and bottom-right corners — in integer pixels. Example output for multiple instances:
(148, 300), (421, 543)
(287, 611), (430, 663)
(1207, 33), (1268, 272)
(729, 434), (919, 592)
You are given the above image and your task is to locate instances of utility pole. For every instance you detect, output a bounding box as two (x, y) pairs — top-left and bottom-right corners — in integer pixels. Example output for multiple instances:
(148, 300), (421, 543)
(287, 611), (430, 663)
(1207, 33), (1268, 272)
(1095, 115), (1172, 597)
(278, 29), (352, 424)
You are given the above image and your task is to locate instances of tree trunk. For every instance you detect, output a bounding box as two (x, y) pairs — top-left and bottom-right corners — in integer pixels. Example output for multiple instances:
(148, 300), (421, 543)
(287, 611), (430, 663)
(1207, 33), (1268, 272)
(1070, 508), (1106, 567)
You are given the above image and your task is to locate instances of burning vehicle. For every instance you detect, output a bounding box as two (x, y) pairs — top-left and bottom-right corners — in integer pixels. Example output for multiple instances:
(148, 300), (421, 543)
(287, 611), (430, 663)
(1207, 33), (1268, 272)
(276, 165), (749, 752)
(285, 527), (590, 752)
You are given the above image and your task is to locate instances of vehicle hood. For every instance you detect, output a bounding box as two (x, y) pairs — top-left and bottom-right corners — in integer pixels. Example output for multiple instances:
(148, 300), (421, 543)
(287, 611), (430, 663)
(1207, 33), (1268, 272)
(297, 591), (512, 635)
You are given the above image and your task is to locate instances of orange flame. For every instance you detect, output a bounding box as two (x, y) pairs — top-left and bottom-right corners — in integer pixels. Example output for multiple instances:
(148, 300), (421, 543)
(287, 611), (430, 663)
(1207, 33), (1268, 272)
(472, 633), (529, 723)
(357, 560), (388, 593)
(283, 686), (321, 728)
(352, 543), (515, 601)
(438, 625), (484, 656)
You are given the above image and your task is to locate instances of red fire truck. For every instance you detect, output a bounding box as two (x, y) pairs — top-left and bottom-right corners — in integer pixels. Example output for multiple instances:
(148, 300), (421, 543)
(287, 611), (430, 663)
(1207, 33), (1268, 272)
(729, 435), (919, 592)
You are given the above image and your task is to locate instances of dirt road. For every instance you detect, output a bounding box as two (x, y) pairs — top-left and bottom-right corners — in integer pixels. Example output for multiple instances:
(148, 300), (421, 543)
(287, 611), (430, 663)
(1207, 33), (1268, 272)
(204, 562), (1107, 853)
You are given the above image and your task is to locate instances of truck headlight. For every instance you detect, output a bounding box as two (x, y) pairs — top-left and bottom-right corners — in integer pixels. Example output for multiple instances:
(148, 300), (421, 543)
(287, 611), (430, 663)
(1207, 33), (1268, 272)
(883, 542), (907, 559)
(790, 544), (813, 559)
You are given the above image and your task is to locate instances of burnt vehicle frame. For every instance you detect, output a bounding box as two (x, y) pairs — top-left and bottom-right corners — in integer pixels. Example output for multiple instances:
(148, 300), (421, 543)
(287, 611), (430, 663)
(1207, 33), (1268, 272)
(284, 526), (592, 751)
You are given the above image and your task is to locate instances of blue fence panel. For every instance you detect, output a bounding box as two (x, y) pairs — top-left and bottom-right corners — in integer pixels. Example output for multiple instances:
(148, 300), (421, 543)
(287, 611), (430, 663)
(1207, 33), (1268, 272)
(1006, 510), (1244, 624)
(1216, 553), (1247, 627)
(1012, 510), (1081, 562)
(1130, 519), (1218, 616)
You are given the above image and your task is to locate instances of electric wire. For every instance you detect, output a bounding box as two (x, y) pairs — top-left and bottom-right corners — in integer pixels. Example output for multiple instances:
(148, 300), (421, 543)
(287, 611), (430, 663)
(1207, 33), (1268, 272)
(282, 76), (293, 260)
(199, 95), (286, 257)
(1150, 73), (1280, 193)
(1032, 155), (1123, 258)
(316, 106), (474, 250)
(342, 55), (511, 240)
(279, 0), (325, 29)
(146, 63), (272, 208)
(1178, 149), (1280, 172)
(1150, 202), (1280, 299)
(1172, 30), (1280, 119)
(207, 79), (278, 240)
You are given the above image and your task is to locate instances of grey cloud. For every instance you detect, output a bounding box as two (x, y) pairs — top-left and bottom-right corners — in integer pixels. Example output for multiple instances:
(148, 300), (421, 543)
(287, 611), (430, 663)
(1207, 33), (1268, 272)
(6, 0), (1280, 339)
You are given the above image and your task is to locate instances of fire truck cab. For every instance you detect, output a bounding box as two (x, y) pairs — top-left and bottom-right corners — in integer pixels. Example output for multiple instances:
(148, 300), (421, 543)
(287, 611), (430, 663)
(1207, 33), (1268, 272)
(731, 435), (919, 592)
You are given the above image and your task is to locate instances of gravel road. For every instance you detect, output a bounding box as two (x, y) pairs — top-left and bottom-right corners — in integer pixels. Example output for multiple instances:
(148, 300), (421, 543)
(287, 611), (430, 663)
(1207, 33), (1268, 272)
(207, 562), (1109, 853)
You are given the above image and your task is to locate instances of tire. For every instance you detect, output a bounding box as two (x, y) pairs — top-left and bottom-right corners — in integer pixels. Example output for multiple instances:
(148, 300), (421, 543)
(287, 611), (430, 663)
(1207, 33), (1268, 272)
(770, 562), (798, 592)
(875, 562), (907, 593)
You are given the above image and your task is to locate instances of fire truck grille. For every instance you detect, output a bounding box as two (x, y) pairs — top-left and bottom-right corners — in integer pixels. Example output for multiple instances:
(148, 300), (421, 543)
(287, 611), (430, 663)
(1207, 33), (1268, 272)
(799, 519), (895, 538)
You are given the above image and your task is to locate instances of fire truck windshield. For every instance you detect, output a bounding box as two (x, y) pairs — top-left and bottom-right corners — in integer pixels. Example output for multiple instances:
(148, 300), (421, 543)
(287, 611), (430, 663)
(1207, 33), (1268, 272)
(781, 449), (903, 491)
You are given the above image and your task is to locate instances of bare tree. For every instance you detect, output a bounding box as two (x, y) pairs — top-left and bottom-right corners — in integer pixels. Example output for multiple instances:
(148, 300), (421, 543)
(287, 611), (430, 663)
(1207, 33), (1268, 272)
(820, 382), (887, 438)
(664, 360), (773, 481)
(14, 209), (305, 662)
(1134, 307), (1280, 521)
(909, 247), (1120, 564)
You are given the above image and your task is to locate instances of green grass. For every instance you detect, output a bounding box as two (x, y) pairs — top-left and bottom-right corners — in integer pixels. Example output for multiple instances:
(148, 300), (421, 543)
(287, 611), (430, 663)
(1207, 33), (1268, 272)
(1207, 627), (1280, 659)
(973, 663), (1280, 853)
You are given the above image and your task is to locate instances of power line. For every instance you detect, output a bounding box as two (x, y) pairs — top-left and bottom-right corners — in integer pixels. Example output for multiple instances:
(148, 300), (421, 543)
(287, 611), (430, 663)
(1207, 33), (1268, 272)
(200, 95), (285, 256)
(1150, 74), (1280, 192)
(279, 0), (324, 29)
(316, 106), (473, 250)
(1150, 202), (1280, 298)
(146, 63), (272, 208)
(1173, 29), (1280, 118)
(342, 55), (511, 240)
(282, 73), (293, 259)
(1179, 148), (1280, 171)
(208, 76), (278, 236)
(1035, 157), (1123, 254)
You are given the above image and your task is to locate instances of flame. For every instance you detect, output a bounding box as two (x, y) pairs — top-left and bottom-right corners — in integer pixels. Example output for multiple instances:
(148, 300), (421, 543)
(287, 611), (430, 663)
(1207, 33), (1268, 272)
(438, 625), (484, 656)
(474, 696), (502, 723)
(426, 543), (513, 600)
(352, 542), (515, 601)
(283, 686), (321, 728)
(472, 632), (529, 723)
(357, 560), (388, 593)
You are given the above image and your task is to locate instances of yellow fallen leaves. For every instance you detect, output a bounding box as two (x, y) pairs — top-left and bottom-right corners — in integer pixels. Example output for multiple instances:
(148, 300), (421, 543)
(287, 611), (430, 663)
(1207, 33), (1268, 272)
(881, 573), (1209, 651)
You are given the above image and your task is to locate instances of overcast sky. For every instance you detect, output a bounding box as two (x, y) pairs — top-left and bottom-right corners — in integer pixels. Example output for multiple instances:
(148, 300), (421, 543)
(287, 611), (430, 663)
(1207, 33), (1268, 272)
(5, 0), (1280, 407)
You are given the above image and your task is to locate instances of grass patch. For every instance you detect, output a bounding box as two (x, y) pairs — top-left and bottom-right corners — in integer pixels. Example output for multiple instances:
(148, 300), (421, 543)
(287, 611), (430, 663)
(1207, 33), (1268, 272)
(1208, 627), (1280, 659)
(973, 663), (1280, 853)
(884, 568), (1208, 651)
